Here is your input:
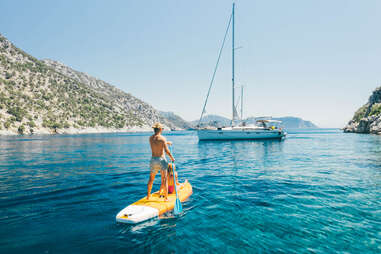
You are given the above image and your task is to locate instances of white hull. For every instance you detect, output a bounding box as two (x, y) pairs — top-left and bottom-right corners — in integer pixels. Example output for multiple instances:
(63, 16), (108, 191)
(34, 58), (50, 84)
(197, 129), (285, 140)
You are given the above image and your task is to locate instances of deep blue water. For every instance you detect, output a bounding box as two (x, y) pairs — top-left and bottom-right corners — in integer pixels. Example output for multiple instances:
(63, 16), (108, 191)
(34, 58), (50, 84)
(0, 129), (380, 253)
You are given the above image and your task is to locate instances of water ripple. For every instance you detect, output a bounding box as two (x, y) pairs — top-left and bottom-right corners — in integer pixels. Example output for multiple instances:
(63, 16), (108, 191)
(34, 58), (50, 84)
(0, 130), (380, 253)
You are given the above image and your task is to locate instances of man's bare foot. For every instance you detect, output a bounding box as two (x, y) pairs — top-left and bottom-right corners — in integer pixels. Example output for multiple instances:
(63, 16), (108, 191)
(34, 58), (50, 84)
(146, 196), (150, 200)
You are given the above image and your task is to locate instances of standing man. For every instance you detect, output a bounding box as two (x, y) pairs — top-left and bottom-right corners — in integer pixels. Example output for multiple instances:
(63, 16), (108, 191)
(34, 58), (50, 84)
(147, 123), (175, 201)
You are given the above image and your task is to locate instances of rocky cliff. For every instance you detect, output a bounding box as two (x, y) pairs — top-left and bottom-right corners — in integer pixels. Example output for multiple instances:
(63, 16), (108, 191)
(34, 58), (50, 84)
(343, 86), (381, 135)
(0, 33), (177, 135)
(42, 59), (176, 129)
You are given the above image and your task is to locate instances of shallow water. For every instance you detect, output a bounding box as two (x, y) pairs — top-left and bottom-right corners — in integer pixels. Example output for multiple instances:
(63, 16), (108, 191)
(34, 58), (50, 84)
(0, 129), (380, 253)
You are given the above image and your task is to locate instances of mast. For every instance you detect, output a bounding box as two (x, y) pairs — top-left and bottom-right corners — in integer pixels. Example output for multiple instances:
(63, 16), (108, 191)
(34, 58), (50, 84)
(241, 86), (243, 120)
(232, 2), (235, 124)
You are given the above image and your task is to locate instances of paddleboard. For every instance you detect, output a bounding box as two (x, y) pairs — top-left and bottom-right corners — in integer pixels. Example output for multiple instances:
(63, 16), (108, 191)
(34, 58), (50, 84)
(116, 181), (192, 224)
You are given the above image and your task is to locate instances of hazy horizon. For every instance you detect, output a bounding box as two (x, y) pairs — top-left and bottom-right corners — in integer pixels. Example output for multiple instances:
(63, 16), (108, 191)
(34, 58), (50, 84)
(1, 0), (380, 128)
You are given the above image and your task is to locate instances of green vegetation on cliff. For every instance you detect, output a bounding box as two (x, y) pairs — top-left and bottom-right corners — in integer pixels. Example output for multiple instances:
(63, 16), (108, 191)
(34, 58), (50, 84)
(352, 104), (368, 122)
(344, 86), (381, 134)
(0, 33), (176, 134)
(369, 103), (381, 117)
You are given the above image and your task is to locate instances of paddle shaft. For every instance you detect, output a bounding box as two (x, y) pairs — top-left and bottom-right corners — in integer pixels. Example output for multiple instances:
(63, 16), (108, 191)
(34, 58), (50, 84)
(169, 145), (182, 214)
(170, 146), (179, 197)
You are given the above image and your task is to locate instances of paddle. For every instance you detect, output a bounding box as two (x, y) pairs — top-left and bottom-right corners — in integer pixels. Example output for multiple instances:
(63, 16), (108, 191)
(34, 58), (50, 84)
(170, 146), (182, 215)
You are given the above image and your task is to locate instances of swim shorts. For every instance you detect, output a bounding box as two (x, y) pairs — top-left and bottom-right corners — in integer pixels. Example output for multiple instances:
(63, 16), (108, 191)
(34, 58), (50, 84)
(150, 157), (168, 174)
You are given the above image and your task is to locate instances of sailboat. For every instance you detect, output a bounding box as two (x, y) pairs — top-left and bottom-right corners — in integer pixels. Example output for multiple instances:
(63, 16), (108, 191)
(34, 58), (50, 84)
(197, 2), (286, 141)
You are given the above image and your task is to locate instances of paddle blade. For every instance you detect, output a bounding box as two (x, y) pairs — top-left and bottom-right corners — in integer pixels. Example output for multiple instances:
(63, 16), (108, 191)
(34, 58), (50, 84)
(174, 198), (183, 215)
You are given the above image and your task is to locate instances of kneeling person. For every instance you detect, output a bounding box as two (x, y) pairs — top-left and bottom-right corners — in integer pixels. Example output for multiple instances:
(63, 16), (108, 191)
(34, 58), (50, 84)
(167, 163), (188, 194)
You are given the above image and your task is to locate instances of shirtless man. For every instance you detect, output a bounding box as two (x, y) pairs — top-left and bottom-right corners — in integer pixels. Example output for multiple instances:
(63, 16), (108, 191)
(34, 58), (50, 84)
(147, 122), (175, 201)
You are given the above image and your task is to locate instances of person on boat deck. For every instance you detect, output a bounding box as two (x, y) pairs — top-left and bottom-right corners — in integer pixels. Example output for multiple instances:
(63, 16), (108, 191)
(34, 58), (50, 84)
(147, 122), (175, 201)
(166, 163), (188, 194)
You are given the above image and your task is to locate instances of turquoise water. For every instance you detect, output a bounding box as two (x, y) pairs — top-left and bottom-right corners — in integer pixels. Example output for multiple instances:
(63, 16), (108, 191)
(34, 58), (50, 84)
(0, 129), (380, 253)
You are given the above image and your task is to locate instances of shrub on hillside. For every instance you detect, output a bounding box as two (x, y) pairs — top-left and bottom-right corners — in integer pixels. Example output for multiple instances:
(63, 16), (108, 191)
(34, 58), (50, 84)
(5, 72), (12, 79)
(28, 121), (36, 128)
(42, 118), (62, 129)
(4, 121), (11, 129)
(369, 103), (381, 117)
(353, 105), (368, 122)
(18, 124), (25, 135)
(7, 107), (25, 122)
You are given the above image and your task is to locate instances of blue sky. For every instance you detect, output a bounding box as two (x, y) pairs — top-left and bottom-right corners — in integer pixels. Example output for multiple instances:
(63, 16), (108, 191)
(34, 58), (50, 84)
(1, 0), (380, 127)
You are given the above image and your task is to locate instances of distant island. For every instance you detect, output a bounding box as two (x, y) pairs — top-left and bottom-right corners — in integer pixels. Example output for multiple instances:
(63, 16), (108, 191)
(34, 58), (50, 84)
(159, 111), (193, 130)
(344, 86), (381, 135)
(190, 114), (318, 129)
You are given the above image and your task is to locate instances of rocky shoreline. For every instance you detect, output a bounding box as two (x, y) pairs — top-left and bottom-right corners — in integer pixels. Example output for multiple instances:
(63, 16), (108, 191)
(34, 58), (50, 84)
(0, 126), (158, 136)
(344, 86), (381, 135)
(344, 115), (381, 135)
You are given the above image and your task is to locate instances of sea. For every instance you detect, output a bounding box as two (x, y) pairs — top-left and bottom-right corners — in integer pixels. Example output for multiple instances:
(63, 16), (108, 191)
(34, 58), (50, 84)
(0, 129), (380, 253)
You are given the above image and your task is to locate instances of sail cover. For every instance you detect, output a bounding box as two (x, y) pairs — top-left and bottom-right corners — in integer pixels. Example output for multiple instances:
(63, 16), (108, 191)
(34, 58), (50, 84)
(233, 105), (239, 120)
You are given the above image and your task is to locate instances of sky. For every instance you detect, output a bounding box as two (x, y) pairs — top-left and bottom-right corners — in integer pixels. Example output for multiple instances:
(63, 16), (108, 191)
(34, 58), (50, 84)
(1, 0), (380, 128)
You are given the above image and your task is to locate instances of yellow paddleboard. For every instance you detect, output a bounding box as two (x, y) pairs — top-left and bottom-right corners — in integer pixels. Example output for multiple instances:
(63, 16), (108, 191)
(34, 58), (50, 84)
(116, 181), (192, 224)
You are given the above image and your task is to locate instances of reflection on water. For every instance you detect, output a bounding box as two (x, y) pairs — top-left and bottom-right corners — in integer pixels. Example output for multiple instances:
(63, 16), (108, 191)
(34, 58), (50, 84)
(0, 130), (380, 253)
